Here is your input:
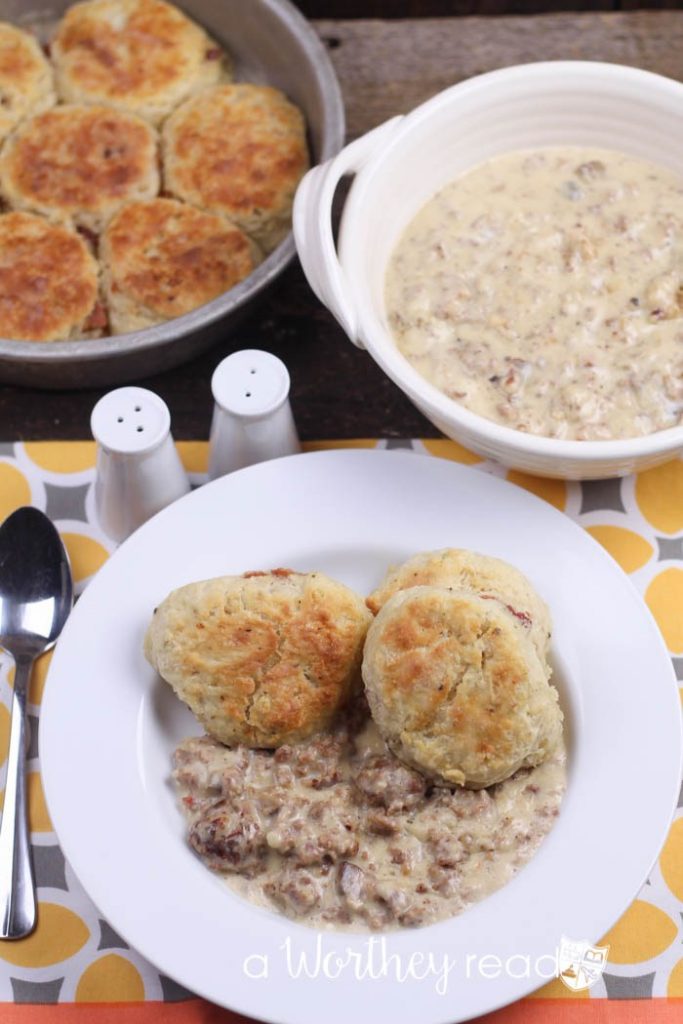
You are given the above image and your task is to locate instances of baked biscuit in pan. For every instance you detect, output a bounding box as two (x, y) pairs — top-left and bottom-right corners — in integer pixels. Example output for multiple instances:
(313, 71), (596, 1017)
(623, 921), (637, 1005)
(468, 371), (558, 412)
(52, 0), (229, 125)
(0, 211), (101, 341)
(101, 197), (261, 333)
(0, 104), (159, 233)
(0, 23), (55, 145)
(162, 83), (309, 253)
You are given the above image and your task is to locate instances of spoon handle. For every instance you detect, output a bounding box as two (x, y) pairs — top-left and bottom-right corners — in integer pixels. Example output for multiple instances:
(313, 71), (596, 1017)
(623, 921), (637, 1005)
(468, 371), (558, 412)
(0, 657), (36, 939)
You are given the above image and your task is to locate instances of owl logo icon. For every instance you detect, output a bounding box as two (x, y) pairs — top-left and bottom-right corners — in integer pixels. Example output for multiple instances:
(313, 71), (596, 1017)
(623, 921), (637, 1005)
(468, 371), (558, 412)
(558, 936), (609, 992)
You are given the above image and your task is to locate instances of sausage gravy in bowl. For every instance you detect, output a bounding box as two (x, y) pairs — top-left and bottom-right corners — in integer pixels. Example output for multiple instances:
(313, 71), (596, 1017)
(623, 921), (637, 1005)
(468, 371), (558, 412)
(386, 147), (683, 442)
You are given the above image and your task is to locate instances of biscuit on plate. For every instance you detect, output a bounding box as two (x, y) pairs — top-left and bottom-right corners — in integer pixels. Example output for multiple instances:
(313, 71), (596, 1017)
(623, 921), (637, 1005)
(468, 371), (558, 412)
(0, 105), (159, 233)
(52, 0), (229, 125)
(367, 548), (551, 659)
(144, 569), (373, 748)
(0, 211), (102, 341)
(0, 23), (55, 145)
(101, 197), (261, 333)
(362, 586), (562, 788)
(162, 83), (309, 253)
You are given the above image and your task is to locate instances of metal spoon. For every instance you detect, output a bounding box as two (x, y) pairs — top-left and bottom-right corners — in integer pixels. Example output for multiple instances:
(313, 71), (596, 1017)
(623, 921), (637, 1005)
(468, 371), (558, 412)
(0, 508), (73, 939)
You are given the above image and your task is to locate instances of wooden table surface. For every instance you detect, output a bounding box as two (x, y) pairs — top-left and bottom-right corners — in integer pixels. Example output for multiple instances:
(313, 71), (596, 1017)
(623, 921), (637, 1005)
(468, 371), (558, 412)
(1, 9), (681, 442)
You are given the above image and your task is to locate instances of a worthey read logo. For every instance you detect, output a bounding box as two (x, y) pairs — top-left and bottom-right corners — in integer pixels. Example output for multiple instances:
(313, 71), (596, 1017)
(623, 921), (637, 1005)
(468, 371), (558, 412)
(558, 936), (609, 991)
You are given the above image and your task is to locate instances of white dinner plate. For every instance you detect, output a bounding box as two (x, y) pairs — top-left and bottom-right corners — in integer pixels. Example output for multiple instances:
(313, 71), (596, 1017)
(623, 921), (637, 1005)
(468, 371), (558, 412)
(41, 450), (681, 1024)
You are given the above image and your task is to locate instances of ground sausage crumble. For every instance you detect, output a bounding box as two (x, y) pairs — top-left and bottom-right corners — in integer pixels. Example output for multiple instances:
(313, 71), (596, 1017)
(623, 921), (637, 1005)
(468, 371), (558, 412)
(173, 696), (566, 931)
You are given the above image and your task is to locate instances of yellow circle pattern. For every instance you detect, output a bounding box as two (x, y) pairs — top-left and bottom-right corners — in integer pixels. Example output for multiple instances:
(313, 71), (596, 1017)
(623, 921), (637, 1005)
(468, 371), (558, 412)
(0, 904), (89, 967)
(421, 439), (484, 465)
(668, 958), (683, 997)
(585, 525), (654, 573)
(635, 460), (683, 534)
(506, 470), (567, 511)
(23, 441), (97, 474)
(76, 954), (145, 1002)
(0, 462), (31, 522)
(60, 533), (109, 584)
(177, 441), (209, 474)
(660, 817), (683, 902)
(645, 568), (683, 653)
(600, 899), (678, 963)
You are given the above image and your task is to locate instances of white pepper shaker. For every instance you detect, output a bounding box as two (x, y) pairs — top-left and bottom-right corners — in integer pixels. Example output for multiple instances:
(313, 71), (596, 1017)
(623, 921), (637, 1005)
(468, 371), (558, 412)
(207, 349), (300, 480)
(91, 386), (191, 543)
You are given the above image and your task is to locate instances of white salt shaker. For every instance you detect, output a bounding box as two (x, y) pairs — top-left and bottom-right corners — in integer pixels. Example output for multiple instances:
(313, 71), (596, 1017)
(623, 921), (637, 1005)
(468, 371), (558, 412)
(91, 386), (191, 543)
(207, 349), (300, 480)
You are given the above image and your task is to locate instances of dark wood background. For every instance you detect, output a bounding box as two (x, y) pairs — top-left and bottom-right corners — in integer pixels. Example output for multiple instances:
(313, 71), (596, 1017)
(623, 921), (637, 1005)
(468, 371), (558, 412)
(1, 1), (682, 443)
(297, 0), (683, 13)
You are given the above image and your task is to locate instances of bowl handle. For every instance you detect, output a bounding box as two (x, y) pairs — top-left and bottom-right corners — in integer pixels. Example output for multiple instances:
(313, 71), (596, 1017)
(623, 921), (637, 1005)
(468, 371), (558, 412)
(293, 117), (404, 348)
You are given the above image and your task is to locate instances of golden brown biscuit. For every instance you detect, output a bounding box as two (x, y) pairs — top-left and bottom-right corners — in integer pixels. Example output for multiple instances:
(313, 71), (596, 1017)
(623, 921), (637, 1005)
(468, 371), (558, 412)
(52, 0), (229, 125)
(0, 211), (102, 341)
(0, 105), (159, 233)
(162, 83), (309, 253)
(144, 569), (373, 748)
(362, 586), (562, 788)
(0, 23), (55, 144)
(101, 197), (261, 332)
(367, 548), (551, 659)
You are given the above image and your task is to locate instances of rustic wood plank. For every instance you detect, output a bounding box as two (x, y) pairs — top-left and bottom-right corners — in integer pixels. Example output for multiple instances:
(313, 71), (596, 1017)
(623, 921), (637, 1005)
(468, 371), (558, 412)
(299, 2), (674, 18)
(316, 10), (683, 138)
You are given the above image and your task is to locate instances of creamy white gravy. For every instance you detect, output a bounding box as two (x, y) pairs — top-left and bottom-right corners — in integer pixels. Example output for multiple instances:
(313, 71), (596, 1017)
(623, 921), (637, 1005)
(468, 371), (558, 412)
(385, 147), (683, 440)
(173, 706), (566, 932)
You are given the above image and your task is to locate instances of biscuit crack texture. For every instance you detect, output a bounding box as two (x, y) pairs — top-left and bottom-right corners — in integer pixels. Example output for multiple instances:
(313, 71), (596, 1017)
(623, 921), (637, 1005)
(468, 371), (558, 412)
(145, 572), (371, 748)
(362, 585), (561, 789)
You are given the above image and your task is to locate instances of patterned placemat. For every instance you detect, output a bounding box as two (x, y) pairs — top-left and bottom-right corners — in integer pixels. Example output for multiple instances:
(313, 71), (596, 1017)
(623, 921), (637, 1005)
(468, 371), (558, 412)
(0, 438), (681, 1021)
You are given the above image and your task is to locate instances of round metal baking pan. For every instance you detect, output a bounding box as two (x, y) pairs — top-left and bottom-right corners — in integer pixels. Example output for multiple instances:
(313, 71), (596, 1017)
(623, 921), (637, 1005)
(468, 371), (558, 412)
(0, 0), (345, 388)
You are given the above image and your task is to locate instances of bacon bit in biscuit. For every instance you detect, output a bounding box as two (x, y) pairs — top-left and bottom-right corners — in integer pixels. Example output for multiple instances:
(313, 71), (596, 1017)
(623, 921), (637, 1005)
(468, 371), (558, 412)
(504, 605), (532, 627)
(480, 593), (533, 628)
(205, 47), (222, 60)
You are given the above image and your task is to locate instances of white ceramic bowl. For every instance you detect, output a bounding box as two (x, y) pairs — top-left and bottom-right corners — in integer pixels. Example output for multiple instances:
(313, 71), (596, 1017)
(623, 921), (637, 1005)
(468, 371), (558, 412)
(293, 61), (683, 480)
